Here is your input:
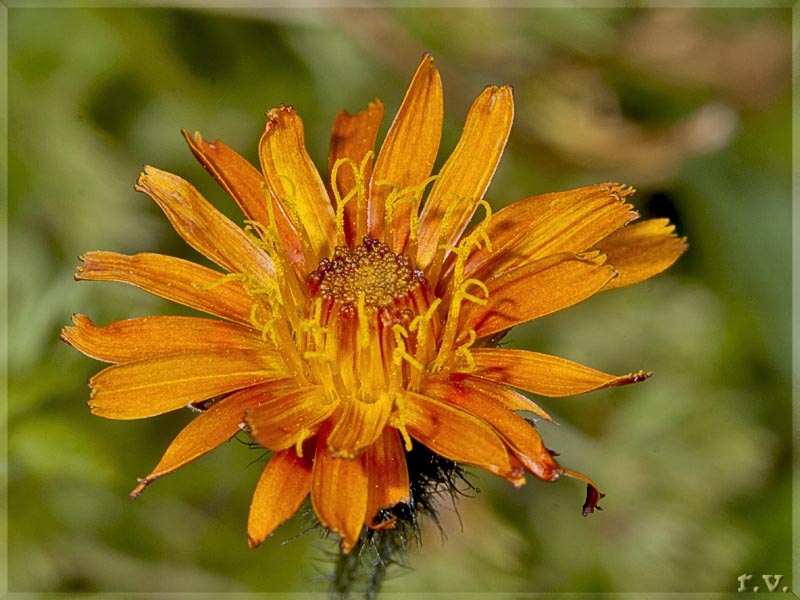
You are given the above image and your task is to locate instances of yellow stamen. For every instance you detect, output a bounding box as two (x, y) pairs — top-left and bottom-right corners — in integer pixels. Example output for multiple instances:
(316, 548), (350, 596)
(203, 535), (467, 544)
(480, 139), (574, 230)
(330, 157), (358, 247)
(271, 175), (319, 263)
(408, 298), (441, 390)
(380, 174), (438, 254)
(248, 302), (274, 343)
(356, 292), (370, 349)
(429, 199), (493, 287)
(454, 329), (478, 371)
(192, 271), (246, 291)
(294, 431), (309, 458)
(329, 152), (374, 244)
(353, 293), (376, 403)
(438, 192), (469, 244)
(249, 195), (305, 331)
(244, 219), (291, 289)
(457, 278), (489, 306)
(390, 392), (414, 452)
(392, 324), (423, 371)
(355, 151), (373, 241)
(298, 297), (329, 346)
(430, 201), (493, 371)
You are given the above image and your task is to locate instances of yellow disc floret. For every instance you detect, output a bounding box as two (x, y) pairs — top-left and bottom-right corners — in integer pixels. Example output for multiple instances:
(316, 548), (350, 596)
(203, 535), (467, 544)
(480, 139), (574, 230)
(308, 237), (424, 314)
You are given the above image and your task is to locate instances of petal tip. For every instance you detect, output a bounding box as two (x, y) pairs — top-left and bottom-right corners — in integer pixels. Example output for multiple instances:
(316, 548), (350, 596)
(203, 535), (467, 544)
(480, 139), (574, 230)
(339, 533), (359, 554)
(59, 326), (75, 345)
(562, 468), (604, 515)
(134, 167), (152, 190)
(582, 485), (606, 517)
(129, 479), (149, 499)
(622, 369), (652, 385)
(491, 83), (514, 97)
(181, 128), (204, 146)
(606, 182), (637, 198)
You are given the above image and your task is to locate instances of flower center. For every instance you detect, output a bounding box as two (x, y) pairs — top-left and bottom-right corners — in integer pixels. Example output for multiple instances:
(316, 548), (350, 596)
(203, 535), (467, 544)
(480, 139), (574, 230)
(308, 237), (425, 315)
(298, 237), (443, 457)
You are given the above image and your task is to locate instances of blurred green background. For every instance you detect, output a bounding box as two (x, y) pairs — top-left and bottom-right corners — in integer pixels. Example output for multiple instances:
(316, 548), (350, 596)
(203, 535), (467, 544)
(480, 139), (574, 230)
(6, 4), (794, 597)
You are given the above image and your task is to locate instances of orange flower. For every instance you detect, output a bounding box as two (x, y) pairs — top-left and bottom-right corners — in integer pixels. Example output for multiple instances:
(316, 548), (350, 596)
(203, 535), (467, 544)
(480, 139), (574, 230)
(62, 54), (686, 554)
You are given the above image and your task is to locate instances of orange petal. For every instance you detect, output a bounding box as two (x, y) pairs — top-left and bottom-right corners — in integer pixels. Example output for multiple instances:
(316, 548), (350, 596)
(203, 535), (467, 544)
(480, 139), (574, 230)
(311, 423), (368, 553)
(62, 314), (267, 364)
(370, 53), (443, 247)
(182, 130), (306, 273)
(365, 428), (410, 527)
(465, 348), (651, 397)
(89, 349), (287, 420)
(326, 394), (393, 458)
(416, 85), (514, 276)
(180, 130), (270, 227)
(421, 379), (561, 482)
(400, 390), (522, 485)
(259, 106), (335, 264)
(248, 447), (313, 548)
(599, 218), (688, 290)
(135, 166), (275, 280)
(76, 252), (253, 326)
(327, 100), (385, 246)
(452, 373), (554, 422)
(458, 251), (616, 342)
(129, 380), (296, 498)
(245, 386), (335, 452)
(453, 183), (636, 286)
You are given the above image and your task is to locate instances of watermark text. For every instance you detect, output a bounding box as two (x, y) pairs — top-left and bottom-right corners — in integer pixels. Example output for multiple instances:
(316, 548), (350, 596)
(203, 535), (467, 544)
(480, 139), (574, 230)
(737, 574), (789, 593)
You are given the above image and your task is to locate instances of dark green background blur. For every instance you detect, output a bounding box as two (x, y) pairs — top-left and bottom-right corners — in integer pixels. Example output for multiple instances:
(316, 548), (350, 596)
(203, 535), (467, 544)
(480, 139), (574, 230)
(6, 5), (794, 597)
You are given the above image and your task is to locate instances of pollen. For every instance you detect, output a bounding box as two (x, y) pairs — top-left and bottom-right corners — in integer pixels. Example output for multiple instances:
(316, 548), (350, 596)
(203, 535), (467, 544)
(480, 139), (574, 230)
(308, 237), (425, 312)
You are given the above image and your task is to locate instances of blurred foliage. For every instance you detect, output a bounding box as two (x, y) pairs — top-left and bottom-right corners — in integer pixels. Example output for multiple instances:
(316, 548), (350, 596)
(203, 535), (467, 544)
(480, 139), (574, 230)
(7, 5), (793, 597)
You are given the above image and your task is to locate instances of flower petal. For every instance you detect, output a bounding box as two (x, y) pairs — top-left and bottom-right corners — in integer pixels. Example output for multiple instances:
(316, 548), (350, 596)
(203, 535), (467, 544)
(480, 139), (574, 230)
(452, 373), (554, 422)
(89, 349), (287, 419)
(62, 314), (267, 364)
(417, 85), (514, 275)
(248, 447), (313, 548)
(182, 130), (306, 273)
(311, 423), (368, 553)
(365, 428), (410, 527)
(370, 53), (443, 247)
(245, 386), (335, 452)
(327, 100), (385, 246)
(454, 183), (636, 286)
(465, 348), (651, 397)
(180, 130), (268, 227)
(135, 166), (275, 280)
(259, 105), (335, 263)
(129, 381), (296, 498)
(422, 379), (561, 482)
(400, 390), (523, 485)
(76, 252), (253, 325)
(458, 251), (616, 343)
(599, 218), (688, 290)
(326, 393), (393, 458)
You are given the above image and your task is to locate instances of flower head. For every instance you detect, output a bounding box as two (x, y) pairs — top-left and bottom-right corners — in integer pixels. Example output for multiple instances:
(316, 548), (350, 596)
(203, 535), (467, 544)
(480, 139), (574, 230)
(63, 54), (686, 556)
